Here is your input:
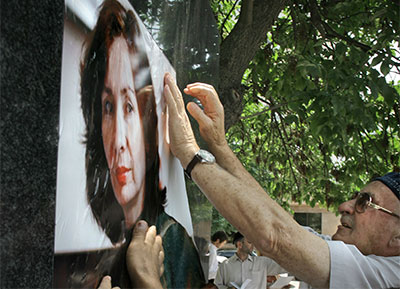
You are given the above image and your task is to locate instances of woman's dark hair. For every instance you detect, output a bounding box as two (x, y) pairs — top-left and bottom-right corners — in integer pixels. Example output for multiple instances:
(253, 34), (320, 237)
(80, 0), (166, 243)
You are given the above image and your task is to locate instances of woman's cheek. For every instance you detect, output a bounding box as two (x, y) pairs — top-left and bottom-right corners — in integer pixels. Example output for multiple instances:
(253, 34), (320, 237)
(102, 122), (113, 164)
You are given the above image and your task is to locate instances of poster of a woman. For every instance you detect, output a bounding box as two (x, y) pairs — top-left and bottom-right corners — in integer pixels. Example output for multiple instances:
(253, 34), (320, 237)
(54, 0), (205, 288)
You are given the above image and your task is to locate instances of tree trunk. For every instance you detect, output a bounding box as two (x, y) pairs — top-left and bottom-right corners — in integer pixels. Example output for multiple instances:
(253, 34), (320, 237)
(219, 0), (288, 129)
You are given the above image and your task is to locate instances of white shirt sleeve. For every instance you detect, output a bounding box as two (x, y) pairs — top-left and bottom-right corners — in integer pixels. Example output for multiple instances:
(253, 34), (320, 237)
(215, 261), (229, 289)
(328, 241), (400, 289)
(208, 244), (218, 280)
(302, 226), (332, 241)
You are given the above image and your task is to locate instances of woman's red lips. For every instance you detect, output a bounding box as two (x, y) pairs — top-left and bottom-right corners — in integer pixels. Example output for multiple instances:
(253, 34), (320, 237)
(116, 166), (131, 185)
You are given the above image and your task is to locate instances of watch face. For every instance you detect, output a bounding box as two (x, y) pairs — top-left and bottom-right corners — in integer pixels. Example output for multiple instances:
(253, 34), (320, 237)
(198, 149), (215, 163)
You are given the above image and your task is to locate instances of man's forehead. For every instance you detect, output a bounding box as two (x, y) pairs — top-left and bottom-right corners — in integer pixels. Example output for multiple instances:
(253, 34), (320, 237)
(362, 181), (397, 203)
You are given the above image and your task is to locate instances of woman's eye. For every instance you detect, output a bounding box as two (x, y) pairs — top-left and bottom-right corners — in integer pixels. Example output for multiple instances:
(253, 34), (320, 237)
(126, 103), (133, 113)
(104, 101), (113, 114)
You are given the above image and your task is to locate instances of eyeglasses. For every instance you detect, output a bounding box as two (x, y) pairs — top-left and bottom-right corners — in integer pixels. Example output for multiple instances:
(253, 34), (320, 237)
(352, 192), (400, 219)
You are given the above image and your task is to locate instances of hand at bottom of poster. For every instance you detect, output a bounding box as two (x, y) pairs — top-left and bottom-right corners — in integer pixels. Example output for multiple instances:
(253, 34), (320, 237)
(97, 276), (120, 289)
(96, 221), (164, 289)
(230, 279), (252, 289)
(127, 221), (164, 289)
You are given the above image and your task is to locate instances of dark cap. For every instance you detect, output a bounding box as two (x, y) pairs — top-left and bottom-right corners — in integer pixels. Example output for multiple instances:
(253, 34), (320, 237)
(374, 172), (400, 200)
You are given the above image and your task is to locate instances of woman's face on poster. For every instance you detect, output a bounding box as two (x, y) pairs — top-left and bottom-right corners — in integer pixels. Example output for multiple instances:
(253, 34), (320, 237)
(101, 36), (146, 208)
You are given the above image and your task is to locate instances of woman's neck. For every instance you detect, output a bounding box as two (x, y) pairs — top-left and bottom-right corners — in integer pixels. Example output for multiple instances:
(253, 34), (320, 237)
(122, 184), (146, 229)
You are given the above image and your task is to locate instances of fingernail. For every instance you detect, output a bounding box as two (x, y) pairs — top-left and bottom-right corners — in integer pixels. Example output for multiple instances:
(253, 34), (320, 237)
(137, 220), (147, 230)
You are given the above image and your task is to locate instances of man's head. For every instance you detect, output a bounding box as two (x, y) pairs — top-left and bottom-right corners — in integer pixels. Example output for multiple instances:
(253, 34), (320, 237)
(233, 232), (253, 255)
(211, 231), (228, 248)
(332, 172), (400, 256)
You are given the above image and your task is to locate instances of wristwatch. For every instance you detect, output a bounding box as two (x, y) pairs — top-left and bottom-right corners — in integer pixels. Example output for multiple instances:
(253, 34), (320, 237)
(184, 149), (216, 180)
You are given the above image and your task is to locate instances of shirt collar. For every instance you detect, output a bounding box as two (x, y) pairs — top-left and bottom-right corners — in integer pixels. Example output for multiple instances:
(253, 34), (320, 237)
(233, 253), (253, 262)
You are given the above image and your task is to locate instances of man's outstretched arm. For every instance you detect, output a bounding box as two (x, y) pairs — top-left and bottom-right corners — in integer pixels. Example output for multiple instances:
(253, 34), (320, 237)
(164, 74), (330, 288)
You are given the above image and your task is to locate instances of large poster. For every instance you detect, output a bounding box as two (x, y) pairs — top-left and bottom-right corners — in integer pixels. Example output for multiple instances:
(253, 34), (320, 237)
(54, 0), (205, 287)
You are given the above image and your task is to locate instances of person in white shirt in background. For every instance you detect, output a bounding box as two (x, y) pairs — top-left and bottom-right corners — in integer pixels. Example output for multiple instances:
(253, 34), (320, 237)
(209, 231), (228, 285)
(215, 232), (286, 289)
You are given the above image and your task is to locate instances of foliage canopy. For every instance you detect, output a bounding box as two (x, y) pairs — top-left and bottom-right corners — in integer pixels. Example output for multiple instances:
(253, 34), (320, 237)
(212, 0), (399, 218)
(135, 0), (399, 234)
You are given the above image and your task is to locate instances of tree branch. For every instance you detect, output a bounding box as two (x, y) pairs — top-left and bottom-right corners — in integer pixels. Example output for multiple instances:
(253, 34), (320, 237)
(362, 128), (389, 166)
(238, 0), (254, 27)
(220, 0), (241, 38)
(290, 2), (299, 48)
(393, 103), (400, 138)
(308, 0), (371, 52)
(357, 129), (370, 173)
(239, 104), (281, 120)
(273, 113), (302, 197)
(219, 0), (288, 129)
(239, 96), (303, 120)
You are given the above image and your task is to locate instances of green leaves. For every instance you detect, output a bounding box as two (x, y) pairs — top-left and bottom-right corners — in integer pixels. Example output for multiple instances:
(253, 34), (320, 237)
(297, 59), (323, 79)
(380, 58), (391, 76)
(219, 0), (400, 212)
(210, 0), (241, 40)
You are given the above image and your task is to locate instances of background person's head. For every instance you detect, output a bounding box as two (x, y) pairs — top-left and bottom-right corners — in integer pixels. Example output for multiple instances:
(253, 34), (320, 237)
(80, 0), (165, 244)
(211, 231), (228, 248)
(332, 172), (400, 256)
(233, 232), (253, 256)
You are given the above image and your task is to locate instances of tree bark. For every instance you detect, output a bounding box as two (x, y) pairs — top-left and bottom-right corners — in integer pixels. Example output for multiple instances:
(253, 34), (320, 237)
(219, 0), (288, 129)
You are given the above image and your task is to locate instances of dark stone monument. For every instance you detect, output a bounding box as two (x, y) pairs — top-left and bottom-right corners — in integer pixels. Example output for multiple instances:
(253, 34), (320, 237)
(1, 1), (64, 288)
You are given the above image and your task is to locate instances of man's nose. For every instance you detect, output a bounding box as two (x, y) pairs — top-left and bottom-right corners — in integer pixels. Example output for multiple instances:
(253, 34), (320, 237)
(338, 198), (356, 215)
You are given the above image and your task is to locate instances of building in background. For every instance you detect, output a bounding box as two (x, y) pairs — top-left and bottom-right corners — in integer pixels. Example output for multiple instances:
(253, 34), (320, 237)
(291, 203), (340, 236)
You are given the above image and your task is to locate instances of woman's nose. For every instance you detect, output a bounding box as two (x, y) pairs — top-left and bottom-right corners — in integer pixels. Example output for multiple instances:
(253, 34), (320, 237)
(114, 105), (126, 152)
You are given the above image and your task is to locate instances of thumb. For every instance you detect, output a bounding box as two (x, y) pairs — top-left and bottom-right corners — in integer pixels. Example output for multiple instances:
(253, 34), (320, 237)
(98, 276), (112, 289)
(187, 102), (210, 127)
(132, 220), (149, 241)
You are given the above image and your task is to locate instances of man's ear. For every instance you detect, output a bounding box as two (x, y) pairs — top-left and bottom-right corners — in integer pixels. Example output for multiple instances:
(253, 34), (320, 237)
(389, 234), (400, 253)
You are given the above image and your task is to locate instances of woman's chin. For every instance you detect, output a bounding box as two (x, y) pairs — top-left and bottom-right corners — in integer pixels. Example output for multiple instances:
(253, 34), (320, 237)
(114, 184), (138, 205)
